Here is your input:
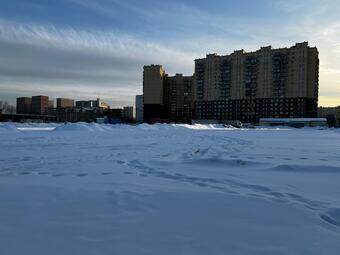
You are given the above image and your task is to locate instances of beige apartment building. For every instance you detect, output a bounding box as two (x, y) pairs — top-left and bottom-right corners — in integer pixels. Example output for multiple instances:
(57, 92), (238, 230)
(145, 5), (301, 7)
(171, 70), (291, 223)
(143, 42), (319, 123)
(195, 42), (318, 101)
(57, 98), (75, 108)
(143, 65), (167, 122)
(194, 42), (319, 122)
(143, 65), (166, 105)
(143, 64), (194, 123)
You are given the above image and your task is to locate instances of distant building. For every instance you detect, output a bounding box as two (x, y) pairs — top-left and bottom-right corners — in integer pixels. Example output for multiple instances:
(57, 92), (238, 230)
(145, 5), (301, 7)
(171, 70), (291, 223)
(143, 65), (194, 123)
(31, 95), (49, 115)
(164, 74), (194, 123)
(105, 108), (123, 119)
(122, 106), (134, 121)
(99, 101), (110, 109)
(75, 98), (109, 109)
(57, 98), (74, 108)
(318, 106), (340, 127)
(135, 95), (144, 123)
(48, 107), (97, 123)
(194, 42), (319, 123)
(143, 42), (319, 124)
(143, 65), (167, 122)
(16, 97), (32, 114)
(76, 99), (100, 108)
(48, 100), (54, 109)
(259, 118), (327, 128)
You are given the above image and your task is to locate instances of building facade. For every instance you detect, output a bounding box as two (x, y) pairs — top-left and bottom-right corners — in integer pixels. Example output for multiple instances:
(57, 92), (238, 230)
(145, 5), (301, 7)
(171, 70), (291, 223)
(143, 65), (194, 123)
(194, 42), (319, 123)
(57, 98), (75, 108)
(164, 74), (194, 123)
(76, 99), (100, 108)
(143, 42), (320, 124)
(31, 95), (49, 115)
(135, 95), (144, 123)
(16, 97), (32, 114)
(122, 106), (134, 122)
(318, 106), (340, 127)
(143, 65), (167, 122)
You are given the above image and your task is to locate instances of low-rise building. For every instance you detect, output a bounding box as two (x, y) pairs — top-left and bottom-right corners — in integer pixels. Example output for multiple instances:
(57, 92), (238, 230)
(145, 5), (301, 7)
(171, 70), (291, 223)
(123, 106), (134, 122)
(259, 118), (327, 128)
(318, 106), (340, 127)
(75, 98), (109, 109)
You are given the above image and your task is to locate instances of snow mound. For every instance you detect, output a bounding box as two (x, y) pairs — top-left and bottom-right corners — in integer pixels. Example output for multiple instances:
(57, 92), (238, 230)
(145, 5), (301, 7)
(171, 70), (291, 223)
(17, 127), (56, 132)
(135, 123), (183, 131)
(320, 208), (340, 227)
(179, 124), (236, 130)
(0, 123), (18, 132)
(53, 123), (112, 132)
(265, 164), (340, 173)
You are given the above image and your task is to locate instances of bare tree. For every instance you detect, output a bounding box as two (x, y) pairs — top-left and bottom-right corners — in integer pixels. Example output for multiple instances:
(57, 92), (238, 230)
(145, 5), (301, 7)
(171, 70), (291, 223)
(0, 101), (16, 114)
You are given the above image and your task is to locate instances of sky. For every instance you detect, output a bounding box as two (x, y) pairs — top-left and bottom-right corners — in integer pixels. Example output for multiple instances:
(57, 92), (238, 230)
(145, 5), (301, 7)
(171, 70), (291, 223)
(0, 0), (339, 107)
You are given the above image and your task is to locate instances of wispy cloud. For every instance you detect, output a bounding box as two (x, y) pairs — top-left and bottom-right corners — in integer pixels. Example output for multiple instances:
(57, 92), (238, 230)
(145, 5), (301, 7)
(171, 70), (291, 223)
(0, 0), (339, 106)
(0, 19), (195, 106)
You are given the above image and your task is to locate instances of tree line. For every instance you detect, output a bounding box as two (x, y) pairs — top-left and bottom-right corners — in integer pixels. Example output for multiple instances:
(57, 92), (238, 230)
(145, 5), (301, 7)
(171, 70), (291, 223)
(0, 101), (16, 114)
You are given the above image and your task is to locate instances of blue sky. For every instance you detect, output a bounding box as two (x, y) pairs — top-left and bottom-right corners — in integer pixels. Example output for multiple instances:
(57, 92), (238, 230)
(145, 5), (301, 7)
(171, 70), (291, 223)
(0, 0), (339, 107)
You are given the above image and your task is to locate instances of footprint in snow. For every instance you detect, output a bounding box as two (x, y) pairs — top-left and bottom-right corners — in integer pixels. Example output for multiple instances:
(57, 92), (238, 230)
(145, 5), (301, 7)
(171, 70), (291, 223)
(123, 171), (135, 175)
(320, 208), (340, 227)
(76, 173), (88, 177)
(37, 172), (49, 175)
(101, 172), (113, 175)
(19, 172), (31, 175)
(52, 173), (65, 177)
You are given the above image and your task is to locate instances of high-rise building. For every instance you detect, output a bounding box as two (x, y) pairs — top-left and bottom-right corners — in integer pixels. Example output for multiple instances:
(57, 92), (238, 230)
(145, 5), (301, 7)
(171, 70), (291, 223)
(143, 65), (166, 122)
(164, 74), (194, 123)
(143, 42), (320, 124)
(143, 65), (194, 123)
(16, 97), (32, 114)
(31, 95), (49, 115)
(135, 95), (144, 123)
(57, 98), (74, 108)
(194, 42), (319, 123)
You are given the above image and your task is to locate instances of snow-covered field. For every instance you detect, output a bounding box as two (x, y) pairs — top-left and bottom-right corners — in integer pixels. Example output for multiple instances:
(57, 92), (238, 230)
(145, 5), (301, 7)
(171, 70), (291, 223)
(1, 123), (340, 255)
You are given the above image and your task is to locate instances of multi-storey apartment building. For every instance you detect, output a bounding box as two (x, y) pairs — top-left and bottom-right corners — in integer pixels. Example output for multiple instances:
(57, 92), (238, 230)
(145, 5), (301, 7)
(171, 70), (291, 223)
(16, 97), (32, 114)
(143, 42), (319, 123)
(31, 95), (49, 115)
(143, 65), (167, 122)
(194, 42), (319, 123)
(164, 74), (194, 123)
(57, 98), (75, 108)
(143, 65), (194, 123)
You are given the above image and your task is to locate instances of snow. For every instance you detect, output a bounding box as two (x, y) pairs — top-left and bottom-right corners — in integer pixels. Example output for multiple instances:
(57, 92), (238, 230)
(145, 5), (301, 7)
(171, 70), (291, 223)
(1, 122), (340, 254)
